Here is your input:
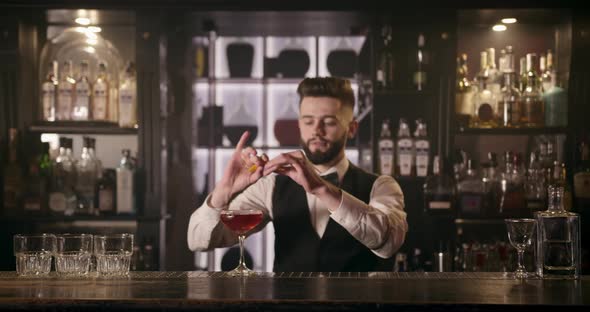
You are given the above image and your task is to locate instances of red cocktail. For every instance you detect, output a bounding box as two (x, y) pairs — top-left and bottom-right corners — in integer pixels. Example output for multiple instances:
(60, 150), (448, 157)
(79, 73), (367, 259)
(220, 209), (263, 275)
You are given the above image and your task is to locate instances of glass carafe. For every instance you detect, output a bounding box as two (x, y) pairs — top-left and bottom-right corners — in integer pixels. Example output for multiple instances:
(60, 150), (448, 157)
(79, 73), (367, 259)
(274, 93), (300, 146)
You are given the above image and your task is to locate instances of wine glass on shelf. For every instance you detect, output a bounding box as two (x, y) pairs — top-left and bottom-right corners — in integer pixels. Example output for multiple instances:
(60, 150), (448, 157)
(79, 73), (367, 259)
(220, 208), (264, 276)
(505, 218), (536, 279)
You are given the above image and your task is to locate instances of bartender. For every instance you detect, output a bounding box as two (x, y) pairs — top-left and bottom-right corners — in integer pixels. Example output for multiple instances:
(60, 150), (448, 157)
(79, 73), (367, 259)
(188, 77), (407, 272)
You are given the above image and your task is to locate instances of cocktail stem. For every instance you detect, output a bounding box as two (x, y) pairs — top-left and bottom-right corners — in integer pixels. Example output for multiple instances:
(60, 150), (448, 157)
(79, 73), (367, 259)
(517, 249), (525, 273)
(238, 235), (246, 268)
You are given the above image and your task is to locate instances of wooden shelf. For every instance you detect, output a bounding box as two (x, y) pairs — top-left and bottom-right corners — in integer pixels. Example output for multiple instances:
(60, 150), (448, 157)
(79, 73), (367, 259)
(455, 126), (568, 136)
(29, 121), (138, 135)
(455, 218), (506, 225)
(0, 214), (167, 223)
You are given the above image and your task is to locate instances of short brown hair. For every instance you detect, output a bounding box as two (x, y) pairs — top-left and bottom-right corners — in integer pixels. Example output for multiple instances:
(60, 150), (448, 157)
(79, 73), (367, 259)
(296, 77), (355, 112)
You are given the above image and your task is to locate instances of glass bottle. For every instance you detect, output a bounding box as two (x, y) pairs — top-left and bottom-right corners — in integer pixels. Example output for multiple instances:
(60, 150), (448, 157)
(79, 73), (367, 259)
(376, 25), (395, 91)
(486, 48), (502, 102)
(482, 152), (501, 217)
(535, 185), (581, 278)
(378, 118), (394, 176)
(423, 155), (456, 216)
(455, 53), (474, 129)
(72, 60), (91, 121)
(273, 93), (299, 146)
(49, 137), (77, 215)
(573, 140), (590, 209)
(457, 158), (487, 218)
(499, 151), (527, 217)
(396, 118), (414, 176)
(96, 169), (116, 214)
(75, 137), (101, 215)
(23, 142), (51, 214)
(497, 46), (521, 127)
(117, 149), (135, 214)
(57, 60), (75, 120)
(472, 51), (498, 128)
(119, 61), (137, 128)
(2, 128), (24, 214)
(521, 53), (545, 127)
(413, 33), (428, 91)
(524, 151), (546, 214)
(92, 62), (110, 121)
(41, 60), (58, 122)
(543, 72), (567, 127)
(519, 56), (527, 93)
(540, 50), (556, 93)
(413, 119), (430, 177)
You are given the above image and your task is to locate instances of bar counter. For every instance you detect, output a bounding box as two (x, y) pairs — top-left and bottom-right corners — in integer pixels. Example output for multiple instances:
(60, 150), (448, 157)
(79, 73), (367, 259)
(0, 271), (588, 311)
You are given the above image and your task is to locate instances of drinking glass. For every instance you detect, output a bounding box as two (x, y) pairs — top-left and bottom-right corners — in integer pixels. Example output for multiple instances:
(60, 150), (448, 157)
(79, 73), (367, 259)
(505, 218), (536, 278)
(55, 234), (93, 276)
(93, 234), (134, 276)
(220, 209), (263, 275)
(13, 234), (56, 276)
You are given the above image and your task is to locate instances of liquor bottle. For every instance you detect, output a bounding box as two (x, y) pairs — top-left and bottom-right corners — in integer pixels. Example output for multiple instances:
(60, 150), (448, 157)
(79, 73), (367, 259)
(472, 51), (498, 128)
(23, 142), (51, 214)
(574, 140), (590, 209)
(119, 61), (137, 128)
(143, 240), (155, 271)
(550, 161), (573, 211)
(540, 50), (556, 93)
(75, 137), (101, 215)
(519, 56), (527, 93)
(96, 169), (116, 214)
(486, 48), (502, 102)
(57, 60), (75, 120)
(457, 158), (488, 218)
(455, 53), (474, 129)
(376, 25), (395, 91)
(413, 119), (430, 177)
(423, 155), (456, 216)
(535, 184), (581, 278)
(497, 46), (521, 127)
(524, 151), (546, 213)
(2, 128), (24, 214)
(396, 118), (414, 176)
(48, 138), (77, 215)
(543, 67), (567, 127)
(413, 33), (428, 91)
(482, 152), (501, 217)
(378, 119), (394, 176)
(41, 60), (58, 122)
(521, 53), (545, 127)
(72, 60), (91, 121)
(117, 149), (135, 214)
(92, 62), (109, 121)
(499, 151), (527, 217)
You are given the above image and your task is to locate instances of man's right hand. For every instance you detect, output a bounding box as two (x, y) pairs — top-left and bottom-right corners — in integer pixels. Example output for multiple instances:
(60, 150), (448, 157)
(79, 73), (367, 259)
(209, 131), (268, 208)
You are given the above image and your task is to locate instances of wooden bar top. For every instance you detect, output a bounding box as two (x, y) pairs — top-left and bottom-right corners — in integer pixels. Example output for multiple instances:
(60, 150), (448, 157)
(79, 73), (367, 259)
(0, 272), (588, 311)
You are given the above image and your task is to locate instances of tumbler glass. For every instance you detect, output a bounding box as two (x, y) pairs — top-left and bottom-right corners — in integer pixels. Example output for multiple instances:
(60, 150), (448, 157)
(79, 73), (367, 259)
(93, 234), (134, 276)
(55, 234), (93, 276)
(13, 234), (56, 276)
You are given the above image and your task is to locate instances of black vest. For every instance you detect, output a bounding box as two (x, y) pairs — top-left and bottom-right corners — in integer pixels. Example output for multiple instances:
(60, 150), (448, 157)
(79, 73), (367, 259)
(272, 164), (394, 272)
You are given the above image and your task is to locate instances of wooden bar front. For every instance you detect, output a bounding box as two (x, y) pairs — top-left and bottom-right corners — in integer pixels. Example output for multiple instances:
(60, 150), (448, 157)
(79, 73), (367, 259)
(0, 272), (588, 311)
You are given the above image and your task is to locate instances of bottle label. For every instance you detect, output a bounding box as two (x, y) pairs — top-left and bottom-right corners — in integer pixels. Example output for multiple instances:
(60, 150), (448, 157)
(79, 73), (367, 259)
(376, 70), (385, 84)
(23, 198), (41, 211)
(119, 89), (135, 127)
(415, 140), (429, 177)
(117, 169), (134, 214)
(379, 139), (394, 176)
(75, 83), (90, 109)
(49, 192), (66, 212)
(574, 172), (590, 199)
(477, 103), (494, 122)
(58, 85), (73, 119)
(413, 71), (427, 89)
(429, 201), (451, 209)
(99, 189), (114, 212)
(93, 83), (108, 120)
(41, 82), (55, 121)
(460, 194), (482, 215)
(397, 139), (413, 176)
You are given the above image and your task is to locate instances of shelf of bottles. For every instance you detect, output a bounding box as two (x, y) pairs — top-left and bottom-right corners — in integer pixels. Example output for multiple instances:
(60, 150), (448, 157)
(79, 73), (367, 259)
(2, 10), (145, 221)
(454, 11), (571, 133)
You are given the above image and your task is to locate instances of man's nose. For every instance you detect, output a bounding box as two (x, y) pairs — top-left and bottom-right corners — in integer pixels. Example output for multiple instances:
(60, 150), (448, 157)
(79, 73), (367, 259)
(313, 120), (326, 135)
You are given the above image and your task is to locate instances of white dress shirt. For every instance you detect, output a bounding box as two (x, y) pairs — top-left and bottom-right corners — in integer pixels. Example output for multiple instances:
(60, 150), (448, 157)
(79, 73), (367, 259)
(187, 157), (407, 258)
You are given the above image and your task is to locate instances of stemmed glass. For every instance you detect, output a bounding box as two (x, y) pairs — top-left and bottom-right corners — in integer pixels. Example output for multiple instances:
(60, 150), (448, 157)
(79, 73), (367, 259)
(220, 209), (263, 276)
(505, 218), (536, 278)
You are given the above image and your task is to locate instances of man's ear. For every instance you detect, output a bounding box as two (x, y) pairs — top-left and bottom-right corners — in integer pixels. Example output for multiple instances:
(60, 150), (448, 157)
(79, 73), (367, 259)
(347, 119), (359, 139)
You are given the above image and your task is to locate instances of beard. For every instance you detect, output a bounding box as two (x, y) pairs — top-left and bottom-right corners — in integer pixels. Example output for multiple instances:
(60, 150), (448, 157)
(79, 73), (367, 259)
(301, 133), (347, 165)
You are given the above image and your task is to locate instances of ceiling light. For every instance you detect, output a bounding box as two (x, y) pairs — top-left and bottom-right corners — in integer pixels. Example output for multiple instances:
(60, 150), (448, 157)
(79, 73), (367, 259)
(501, 18), (517, 24)
(87, 26), (102, 33)
(492, 24), (507, 32)
(75, 17), (90, 25)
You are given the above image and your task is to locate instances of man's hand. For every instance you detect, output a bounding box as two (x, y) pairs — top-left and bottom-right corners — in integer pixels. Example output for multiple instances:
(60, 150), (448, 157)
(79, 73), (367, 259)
(209, 131), (268, 208)
(262, 150), (330, 195)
